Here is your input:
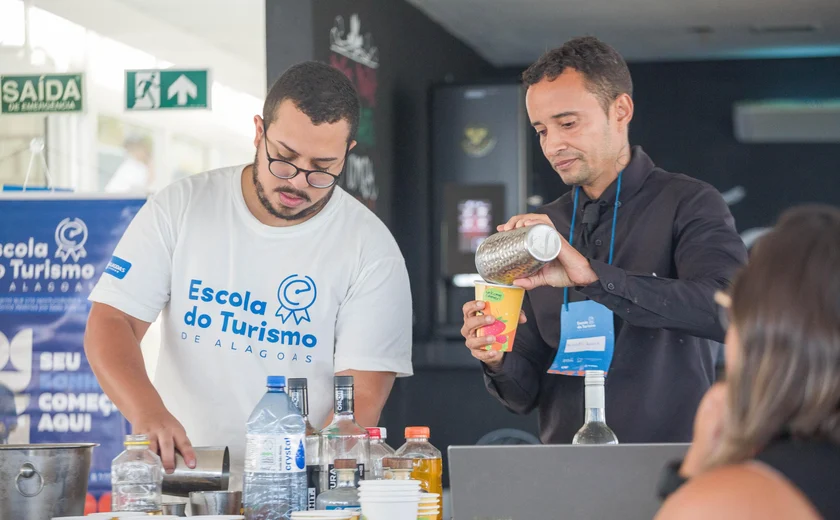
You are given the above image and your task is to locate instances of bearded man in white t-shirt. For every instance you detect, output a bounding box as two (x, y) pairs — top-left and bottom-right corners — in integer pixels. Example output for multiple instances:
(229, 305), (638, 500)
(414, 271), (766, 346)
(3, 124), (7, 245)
(84, 62), (413, 484)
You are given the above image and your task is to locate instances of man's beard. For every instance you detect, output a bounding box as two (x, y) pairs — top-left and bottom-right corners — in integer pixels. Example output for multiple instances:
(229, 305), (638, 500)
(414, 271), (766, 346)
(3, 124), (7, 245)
(252, 151), (336, 222)
(552, 153), (589, 186)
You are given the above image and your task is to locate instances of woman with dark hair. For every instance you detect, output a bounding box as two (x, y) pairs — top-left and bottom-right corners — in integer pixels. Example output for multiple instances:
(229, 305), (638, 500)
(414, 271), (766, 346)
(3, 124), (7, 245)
(656, 205), (840, 519)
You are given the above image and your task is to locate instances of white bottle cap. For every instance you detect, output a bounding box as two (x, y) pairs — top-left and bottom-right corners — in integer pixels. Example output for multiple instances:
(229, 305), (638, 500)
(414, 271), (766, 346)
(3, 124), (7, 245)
(583, 370), (606, 409)
(584, 370), (606, 386)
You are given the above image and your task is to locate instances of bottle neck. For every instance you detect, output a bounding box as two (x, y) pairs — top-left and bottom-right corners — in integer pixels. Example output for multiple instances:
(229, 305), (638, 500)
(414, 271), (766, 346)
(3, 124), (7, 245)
(336, 469), (357, 487)
(583, 382), (607, 424)
(289, 387), (309, 418)
(391, 469), (413, 480)
(584, 407), (607, 424)
(267, 386), (286, 394)
(334, 386), (355, 416)
(125, 444), (150, 451)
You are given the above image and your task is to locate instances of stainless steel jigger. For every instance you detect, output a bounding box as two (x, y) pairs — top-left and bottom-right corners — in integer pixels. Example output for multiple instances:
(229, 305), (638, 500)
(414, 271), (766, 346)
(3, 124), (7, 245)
(475, 224), (562, 285)
(162, 446), (230, 497)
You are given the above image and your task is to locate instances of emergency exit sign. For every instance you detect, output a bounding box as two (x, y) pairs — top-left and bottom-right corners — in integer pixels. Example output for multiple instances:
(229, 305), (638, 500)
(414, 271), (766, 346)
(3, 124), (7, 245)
(0, 73), (84, 114)
(125, 69), (209, 110)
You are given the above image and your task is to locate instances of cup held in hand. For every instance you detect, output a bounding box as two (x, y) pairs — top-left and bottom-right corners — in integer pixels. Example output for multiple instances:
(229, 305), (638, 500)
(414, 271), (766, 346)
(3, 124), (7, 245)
(474, 282), (525, 352)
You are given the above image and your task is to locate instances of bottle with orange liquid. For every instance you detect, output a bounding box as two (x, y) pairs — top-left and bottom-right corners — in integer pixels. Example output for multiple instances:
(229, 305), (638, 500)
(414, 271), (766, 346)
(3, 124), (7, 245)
(395, 426), (442, 520)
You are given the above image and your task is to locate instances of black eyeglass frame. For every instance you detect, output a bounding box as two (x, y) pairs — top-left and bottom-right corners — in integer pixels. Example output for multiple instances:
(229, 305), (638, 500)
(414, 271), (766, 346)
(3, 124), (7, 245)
(262, 124), (349, 189)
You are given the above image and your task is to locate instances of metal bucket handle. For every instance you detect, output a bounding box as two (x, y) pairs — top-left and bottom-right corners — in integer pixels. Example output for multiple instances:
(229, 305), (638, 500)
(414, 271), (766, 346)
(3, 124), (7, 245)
(15, 462), (45, 497)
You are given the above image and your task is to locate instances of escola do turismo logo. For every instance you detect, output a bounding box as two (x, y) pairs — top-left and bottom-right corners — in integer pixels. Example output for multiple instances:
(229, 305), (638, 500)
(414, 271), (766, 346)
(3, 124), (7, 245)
(181, 275), (320, 365)
(275, 274), (317, 325)
(0, 217), (96, 294)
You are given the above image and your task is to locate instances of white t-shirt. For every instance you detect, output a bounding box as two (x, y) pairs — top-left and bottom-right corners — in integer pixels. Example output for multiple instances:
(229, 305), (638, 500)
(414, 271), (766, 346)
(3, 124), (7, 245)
(89, 164), (413, 483)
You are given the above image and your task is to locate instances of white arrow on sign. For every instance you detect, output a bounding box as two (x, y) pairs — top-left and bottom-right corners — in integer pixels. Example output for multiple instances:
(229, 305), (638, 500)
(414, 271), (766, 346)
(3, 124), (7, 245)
(167, 74), (198, 106)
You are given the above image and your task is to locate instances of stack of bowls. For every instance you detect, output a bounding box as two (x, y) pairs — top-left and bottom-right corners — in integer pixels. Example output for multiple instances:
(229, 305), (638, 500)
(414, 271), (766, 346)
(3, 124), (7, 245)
(357, 480), (422, 520)
(417, 493), (440, 519)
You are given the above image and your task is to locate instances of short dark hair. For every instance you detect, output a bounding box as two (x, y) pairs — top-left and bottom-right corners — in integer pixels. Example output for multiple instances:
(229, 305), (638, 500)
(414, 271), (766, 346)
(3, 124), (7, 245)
(522, 36), (633, 115)
(263, 61), (360, 142)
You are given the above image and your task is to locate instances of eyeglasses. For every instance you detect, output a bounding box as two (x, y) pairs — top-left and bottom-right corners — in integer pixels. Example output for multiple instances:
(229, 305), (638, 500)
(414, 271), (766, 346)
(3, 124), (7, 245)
(262, 126), (347, 189)
(715, 290), (732, 331)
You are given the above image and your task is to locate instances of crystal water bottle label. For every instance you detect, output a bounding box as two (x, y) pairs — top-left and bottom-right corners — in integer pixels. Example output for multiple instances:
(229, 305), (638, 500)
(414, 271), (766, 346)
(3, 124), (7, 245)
(326, 505), (362, 511)
(245, 434), (306, 473)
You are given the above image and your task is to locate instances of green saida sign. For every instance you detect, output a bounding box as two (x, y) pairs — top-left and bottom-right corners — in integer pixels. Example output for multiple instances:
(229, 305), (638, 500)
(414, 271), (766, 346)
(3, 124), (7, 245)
(1, 73), (85, 114)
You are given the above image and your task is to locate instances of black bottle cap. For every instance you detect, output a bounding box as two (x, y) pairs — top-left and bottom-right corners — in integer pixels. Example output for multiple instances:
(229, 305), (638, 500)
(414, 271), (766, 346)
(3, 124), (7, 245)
(334, 375), (354, 387)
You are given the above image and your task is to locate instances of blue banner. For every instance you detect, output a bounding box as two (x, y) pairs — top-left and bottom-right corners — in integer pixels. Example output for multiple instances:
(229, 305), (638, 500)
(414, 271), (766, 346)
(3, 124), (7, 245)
(0, 195), (145, 503)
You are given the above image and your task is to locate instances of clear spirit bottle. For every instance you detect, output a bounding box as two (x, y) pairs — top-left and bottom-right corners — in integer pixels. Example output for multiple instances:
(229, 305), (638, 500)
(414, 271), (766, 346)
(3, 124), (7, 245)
(288, 378), (320, 510)
(572, 370), (619, 445)
(315, 459), (361, 511)
(320, 376), (370, 490)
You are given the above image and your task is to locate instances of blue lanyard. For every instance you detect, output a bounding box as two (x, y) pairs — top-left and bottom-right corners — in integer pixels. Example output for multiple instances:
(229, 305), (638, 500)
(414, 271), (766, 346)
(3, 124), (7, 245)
(563, 172), (623, 309)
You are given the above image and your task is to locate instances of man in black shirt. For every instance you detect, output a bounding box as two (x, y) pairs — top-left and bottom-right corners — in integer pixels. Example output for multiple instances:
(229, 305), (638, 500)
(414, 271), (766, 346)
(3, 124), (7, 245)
(461, 37), (747, 443)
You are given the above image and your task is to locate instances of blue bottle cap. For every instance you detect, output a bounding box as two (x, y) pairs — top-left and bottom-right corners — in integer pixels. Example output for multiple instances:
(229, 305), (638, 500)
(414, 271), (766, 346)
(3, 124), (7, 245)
(267, 375), (286, 388)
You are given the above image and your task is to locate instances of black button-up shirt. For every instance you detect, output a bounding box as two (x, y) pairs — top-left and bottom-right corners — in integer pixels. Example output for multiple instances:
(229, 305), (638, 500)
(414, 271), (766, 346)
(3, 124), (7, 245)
(484, 146), (748, 443)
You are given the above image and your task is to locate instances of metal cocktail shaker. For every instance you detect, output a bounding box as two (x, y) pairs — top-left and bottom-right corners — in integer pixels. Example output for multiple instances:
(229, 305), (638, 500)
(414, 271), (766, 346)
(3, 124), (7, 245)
(162, 446), (230, 497)
(475, 224), (562, 285)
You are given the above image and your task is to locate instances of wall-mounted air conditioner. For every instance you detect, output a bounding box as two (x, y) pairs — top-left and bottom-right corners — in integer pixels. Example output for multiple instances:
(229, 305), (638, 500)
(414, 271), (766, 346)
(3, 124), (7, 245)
(733, 99), (840, 143)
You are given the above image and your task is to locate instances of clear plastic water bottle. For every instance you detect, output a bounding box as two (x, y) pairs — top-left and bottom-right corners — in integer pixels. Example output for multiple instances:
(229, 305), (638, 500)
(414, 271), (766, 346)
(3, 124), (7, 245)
(365, 427), (396, 480)
(111, 433), (163, 512)
(244, 376), (307, 520)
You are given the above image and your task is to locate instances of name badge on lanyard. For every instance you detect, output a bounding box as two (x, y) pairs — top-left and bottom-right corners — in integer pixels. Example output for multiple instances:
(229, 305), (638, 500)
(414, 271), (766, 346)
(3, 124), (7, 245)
(548, 172), (622, 376)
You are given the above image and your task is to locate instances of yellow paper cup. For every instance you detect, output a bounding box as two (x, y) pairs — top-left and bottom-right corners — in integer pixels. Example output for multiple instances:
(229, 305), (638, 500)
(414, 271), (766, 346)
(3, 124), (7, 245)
(474, 282), (525, 352)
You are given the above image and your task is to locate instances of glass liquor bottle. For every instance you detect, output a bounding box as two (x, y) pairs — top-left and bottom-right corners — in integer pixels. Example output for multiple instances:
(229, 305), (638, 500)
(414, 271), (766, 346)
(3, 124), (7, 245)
(315, 459), (361, 511)
(572, 370), (619, 445)
(320, 376), (370, 490)
(288, 377), (320, 510)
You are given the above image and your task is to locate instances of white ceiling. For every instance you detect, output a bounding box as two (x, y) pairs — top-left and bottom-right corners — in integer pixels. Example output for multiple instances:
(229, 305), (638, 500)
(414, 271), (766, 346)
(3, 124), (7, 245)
(112, 0), (266, 69)
(31, 0), (267, 97)
(406, 0), (840, 64)
(61, 0), (839, 76)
